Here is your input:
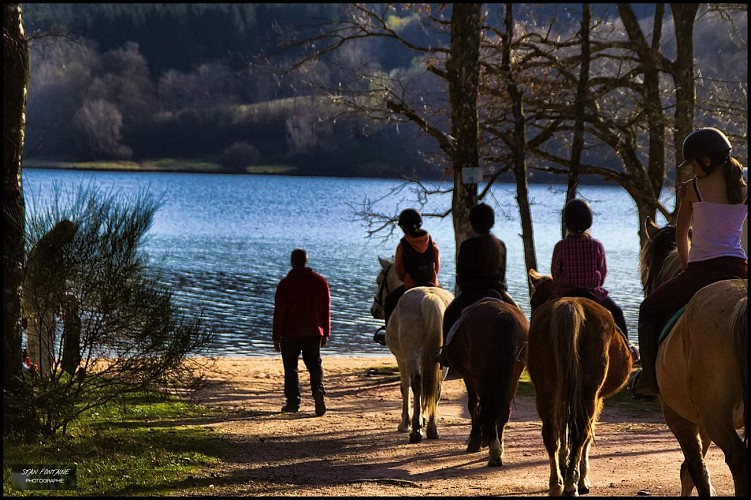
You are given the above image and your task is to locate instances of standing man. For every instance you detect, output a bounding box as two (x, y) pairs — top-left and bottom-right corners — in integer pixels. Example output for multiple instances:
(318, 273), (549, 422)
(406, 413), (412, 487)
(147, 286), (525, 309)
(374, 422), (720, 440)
(273, 248), (331, 416)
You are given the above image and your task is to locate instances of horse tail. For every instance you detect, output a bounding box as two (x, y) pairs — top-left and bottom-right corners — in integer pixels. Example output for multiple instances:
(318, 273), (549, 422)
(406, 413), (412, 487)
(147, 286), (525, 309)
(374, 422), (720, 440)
(551, 300), (585, 457)
(420, 294), (444, 419)
(730, 294), (748, 445)
(479, 307), (520, 443)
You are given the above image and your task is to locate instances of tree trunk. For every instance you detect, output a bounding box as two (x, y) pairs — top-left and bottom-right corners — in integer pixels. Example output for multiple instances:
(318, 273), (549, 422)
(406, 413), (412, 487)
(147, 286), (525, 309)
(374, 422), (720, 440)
(3, 3), (29, 436)
(564, 3), (591, 238)
(503, 4), (537, 294)
(448, 3), (481, 284)
(670, 4), (699, 210)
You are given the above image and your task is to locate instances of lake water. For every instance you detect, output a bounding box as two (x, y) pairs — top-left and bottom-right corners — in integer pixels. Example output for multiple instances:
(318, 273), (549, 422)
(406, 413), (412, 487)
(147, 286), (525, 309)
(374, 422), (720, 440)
(23, 168), (659, 357)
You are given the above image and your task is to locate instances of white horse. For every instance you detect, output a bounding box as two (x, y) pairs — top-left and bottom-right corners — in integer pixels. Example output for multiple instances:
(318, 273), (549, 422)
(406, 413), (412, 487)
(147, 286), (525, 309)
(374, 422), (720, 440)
(371, 256), (454, 443)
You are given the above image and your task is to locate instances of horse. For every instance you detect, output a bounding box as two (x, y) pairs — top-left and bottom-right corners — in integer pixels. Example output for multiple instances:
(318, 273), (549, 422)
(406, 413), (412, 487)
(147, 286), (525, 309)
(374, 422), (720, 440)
(641, 216), (748, 496)
(443, 297), (529, 466)
(371, 256), (454, 443)
(527, 269), (633, 496)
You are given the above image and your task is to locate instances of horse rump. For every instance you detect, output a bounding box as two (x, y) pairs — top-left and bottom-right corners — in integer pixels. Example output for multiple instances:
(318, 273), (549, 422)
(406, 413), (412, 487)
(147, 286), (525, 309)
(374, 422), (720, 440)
(731, 293), (748, 445)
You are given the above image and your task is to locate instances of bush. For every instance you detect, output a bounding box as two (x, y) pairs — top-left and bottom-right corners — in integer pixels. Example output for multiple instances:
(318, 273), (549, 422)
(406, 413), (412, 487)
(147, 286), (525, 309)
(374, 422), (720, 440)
(218, 141), (260, 171)
(10, 182), (214, 438)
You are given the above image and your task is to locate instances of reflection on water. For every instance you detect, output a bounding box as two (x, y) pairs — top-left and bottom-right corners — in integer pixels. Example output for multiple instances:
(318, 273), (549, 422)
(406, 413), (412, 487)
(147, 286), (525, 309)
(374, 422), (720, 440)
(24, 169), (655, 357)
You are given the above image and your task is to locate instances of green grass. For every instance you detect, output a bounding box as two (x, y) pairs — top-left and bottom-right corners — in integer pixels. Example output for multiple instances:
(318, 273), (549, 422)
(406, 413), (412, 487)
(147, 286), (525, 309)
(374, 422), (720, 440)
(2, 391), (226, 496)
(516, 368), (662, 413)
(365, 365), (661, 414)
(22, 158), (297, 175)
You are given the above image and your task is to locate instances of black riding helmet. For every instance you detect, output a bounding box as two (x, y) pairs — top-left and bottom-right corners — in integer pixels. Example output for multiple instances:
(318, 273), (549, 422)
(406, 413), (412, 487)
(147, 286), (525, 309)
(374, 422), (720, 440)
(469, 203), (495, 234)
(563, 198), (592, 233)
(398, 208), (423, 234)
(682, 127), (732, 175)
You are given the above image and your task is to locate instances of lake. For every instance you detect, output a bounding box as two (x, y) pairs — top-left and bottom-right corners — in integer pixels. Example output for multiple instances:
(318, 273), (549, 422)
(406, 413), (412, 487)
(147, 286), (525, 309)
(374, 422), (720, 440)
(23, 168), (662, 357)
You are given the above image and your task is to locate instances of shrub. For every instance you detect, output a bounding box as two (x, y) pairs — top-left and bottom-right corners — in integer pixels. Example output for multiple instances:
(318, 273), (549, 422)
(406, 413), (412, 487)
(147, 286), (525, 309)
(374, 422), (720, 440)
(10, 181), (213, 438)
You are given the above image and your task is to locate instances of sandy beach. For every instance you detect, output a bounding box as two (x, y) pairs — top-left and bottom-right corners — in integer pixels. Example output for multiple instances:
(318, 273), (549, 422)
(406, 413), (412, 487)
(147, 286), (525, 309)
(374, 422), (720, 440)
(174, 355), (739, 496)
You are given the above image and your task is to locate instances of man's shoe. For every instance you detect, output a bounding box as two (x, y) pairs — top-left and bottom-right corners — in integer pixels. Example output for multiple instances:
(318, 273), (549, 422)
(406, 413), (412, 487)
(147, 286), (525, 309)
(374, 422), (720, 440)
(313, 389), (327, 417)
(281, 404), (299, 413)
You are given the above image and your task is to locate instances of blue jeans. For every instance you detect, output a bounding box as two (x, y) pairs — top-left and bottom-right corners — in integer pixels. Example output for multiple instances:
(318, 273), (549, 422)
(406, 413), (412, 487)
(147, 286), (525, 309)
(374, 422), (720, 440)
(280, 336), (324, 409)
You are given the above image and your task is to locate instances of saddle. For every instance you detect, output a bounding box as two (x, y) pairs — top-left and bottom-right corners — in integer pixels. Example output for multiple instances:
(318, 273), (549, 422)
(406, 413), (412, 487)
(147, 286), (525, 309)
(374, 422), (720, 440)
(658, 305), (687, 346)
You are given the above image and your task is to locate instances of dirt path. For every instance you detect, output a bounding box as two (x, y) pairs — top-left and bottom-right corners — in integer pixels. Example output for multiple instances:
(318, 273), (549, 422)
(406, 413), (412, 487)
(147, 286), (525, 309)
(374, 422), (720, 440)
(182, 356), (734, 497)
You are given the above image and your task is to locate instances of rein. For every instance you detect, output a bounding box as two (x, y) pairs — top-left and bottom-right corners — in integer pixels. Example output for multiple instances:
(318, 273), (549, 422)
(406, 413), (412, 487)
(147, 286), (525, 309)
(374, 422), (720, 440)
(373, 263), (394, 312)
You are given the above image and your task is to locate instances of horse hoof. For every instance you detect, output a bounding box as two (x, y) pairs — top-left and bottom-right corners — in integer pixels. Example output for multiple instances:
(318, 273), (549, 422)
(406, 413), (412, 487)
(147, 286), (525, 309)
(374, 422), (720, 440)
(487, 458), (503, 467)
(427, 428), (439, 439)
(409, 431), (423, 444)
(466, 443), (481, 453)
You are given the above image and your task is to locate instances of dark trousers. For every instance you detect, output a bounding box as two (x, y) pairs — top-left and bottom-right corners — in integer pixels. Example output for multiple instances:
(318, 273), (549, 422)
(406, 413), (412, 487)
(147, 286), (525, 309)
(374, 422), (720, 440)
(639, 256), (748, 330)
(280, 336), (325, 409)
(598, 296), (628, 337)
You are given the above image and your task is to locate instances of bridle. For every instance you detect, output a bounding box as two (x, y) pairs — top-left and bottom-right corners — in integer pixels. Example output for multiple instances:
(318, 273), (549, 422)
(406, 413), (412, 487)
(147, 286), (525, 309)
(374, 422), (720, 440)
(372, 263), (394, 315)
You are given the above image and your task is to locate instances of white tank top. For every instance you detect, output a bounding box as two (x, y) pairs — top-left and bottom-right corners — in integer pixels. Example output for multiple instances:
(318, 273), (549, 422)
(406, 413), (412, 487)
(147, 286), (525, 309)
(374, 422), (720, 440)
(688, 179), (748, 263)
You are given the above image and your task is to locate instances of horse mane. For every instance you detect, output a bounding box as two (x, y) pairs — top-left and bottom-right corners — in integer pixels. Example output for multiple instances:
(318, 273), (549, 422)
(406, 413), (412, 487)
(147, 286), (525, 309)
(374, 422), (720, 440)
(639, 225), (679, 296)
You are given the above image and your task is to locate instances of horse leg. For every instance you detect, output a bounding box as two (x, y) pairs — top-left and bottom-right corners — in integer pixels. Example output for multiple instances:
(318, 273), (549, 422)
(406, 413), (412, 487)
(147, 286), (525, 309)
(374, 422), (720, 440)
(488, 409), (510, 467)
(701, 408), (746, 496)
(540, 412), (564, 496)
(426, 414), (439, 440)
(577, 433), (593, 495)
(663, 403), (712, 496)
(465, 382), (482, 453)
(409, 370), (423, 443)
(563, 430), (587, 496)
(487, 431), (502, 467)
(397, 362), (410, 433)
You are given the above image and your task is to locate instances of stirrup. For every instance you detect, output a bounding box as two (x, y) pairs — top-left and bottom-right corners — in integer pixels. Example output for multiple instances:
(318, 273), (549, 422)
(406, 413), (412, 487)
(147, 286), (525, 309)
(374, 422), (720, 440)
(627, 371), (657, 402)
(434, 348), (451, 368)
(373, 326), (386, 346)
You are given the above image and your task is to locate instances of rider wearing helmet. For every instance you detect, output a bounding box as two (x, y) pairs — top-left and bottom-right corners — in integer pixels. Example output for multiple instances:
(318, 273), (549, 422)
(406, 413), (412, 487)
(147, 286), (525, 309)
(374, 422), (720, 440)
(631, 127), (748, 399)
(435, 202), (521, 368)
(382, 208), (441, 326)
(551, 198), (639, 361)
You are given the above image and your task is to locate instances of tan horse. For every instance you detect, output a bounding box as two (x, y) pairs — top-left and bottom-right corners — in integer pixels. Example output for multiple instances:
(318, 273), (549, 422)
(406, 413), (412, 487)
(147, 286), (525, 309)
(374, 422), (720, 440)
(641, 217), (748, 496)
(444, 297), (528, 466)
(371, 257), (454, 443)
(527, 269), (633, 496)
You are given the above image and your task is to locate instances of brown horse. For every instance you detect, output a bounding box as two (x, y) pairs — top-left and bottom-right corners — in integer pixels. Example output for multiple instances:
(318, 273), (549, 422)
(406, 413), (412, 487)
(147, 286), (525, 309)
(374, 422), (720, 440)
(527, 269), (633, 496)
(444, 297), (528, 466)
(641, 217), (748, 496)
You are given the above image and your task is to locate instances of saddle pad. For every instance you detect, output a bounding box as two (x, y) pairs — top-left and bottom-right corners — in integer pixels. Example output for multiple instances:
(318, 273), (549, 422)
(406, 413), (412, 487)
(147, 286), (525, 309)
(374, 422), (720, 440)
(445, 297), (506, 346)
(658, 305), (687, 345)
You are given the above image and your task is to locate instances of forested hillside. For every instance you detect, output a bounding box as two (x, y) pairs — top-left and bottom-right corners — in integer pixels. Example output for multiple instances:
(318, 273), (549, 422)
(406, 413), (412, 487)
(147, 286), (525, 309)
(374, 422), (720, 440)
(23, 3), (452, 178)
(21, 3), (747, 182)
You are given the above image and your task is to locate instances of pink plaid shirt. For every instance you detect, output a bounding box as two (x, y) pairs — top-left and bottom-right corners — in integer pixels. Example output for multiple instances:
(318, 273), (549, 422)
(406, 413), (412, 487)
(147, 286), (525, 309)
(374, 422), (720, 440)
(550, 233), (609, 302)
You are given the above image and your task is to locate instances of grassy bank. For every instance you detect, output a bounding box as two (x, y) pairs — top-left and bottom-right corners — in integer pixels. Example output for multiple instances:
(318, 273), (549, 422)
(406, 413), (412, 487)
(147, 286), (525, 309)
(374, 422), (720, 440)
(23, 159), (296, 176)
(2, 391), (226, 496)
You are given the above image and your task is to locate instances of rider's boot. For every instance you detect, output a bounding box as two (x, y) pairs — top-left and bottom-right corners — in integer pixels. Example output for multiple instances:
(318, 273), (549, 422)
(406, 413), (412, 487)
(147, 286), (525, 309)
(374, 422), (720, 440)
(615, 325), (640, 364)
(434, 344), (451, 368)
(630, 322), (660, 399)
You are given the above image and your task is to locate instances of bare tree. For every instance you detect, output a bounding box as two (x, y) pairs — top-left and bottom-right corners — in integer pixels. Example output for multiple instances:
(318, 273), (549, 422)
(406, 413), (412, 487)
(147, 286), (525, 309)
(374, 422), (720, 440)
(3, 2), (29, 437)
(446, 3), (482, 259)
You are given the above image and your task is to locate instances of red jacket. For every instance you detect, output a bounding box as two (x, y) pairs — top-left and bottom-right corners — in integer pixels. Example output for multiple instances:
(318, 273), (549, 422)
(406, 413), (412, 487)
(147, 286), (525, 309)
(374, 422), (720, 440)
(273, 267), (331, 341)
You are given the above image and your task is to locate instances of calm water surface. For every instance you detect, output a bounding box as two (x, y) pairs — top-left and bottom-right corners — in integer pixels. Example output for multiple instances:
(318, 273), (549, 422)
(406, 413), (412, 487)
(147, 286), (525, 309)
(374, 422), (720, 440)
(24, 169), (661, 357)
